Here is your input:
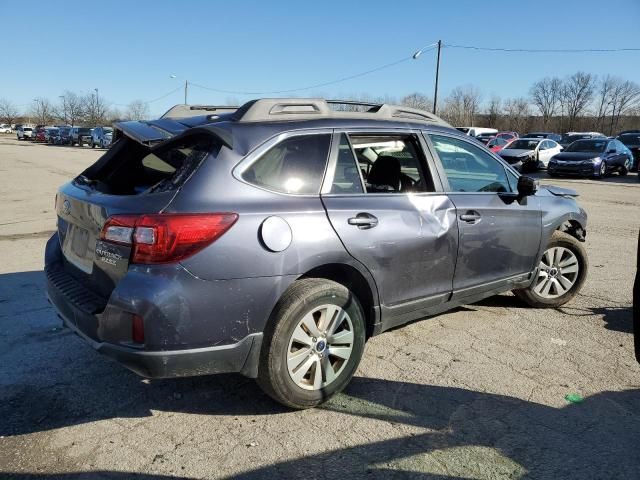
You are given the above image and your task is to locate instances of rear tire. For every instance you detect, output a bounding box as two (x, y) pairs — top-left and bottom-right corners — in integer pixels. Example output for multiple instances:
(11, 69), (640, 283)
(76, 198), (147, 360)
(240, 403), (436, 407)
(257, 278), (366, 409)
(514, 231), (588, 308)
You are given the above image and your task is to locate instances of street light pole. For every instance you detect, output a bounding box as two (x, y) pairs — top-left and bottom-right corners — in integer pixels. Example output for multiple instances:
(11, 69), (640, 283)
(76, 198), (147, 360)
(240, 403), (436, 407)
(433, 40), (442, 115)
(59, 95), (67, 125)
(184, 80), (188, 105)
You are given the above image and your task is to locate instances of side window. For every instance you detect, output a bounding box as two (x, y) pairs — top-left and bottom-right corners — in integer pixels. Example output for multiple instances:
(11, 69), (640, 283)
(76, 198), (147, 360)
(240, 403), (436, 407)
(429, 134), (512, 193)
(242, 134), (331, 194)
(506, 168), (520, 192)
(539, 141), (548, 150)
(348, 134), (434, 193)
(330, 134), (364, 194)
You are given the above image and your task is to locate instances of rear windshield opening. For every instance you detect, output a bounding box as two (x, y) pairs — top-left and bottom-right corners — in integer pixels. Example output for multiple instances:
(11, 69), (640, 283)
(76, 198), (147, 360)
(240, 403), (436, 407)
(78, 134), (218, 195)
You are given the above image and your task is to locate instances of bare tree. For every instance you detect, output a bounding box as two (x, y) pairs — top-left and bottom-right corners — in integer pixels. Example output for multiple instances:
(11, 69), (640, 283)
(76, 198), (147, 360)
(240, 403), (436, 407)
(0, 98), (19, 126)
(56, 91), (85, 126)
(485, 96), (502, 128)
(561, 72), (595, 130)
(441, 86), (482, 126)
(82, 91), (109, 126)
(503, 98), (531, 133)
(31, 97), (54, 125)
(530, 77), (562, 127)
(126, 100), (150, 120)
(593, 75), (616, 132)
(400, 93), (433, 111)
(608, 80), (640, 134)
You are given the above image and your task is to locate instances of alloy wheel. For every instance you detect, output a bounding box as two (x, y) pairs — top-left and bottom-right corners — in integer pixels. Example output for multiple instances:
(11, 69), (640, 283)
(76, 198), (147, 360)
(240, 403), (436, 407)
(534, 247), (580, 299)
(286, 304), (354, 390)
(599, 162), (607, 176)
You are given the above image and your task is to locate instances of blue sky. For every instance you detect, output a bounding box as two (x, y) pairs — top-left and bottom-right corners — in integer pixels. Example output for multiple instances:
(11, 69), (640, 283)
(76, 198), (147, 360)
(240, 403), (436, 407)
(2, 0), (639, 116)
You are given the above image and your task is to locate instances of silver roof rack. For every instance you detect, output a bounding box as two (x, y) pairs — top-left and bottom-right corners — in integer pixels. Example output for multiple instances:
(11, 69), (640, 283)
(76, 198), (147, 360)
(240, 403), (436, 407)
(161, 104), (239, 119)
(231, 98), (451, 127)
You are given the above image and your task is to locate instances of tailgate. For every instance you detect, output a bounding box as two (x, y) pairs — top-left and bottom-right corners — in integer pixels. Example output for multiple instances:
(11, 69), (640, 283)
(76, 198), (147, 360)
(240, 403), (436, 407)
(55, 183), (175, 298)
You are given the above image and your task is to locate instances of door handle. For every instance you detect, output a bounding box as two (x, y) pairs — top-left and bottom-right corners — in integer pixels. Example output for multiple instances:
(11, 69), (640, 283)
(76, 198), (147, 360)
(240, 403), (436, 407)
(460, 211), (481, 223)
(348, 213), (378, 229)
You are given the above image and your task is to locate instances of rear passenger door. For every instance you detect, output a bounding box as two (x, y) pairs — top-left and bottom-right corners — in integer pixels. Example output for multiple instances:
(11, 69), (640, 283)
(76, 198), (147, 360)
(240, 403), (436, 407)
(321, 131), (458, 325)
(426, 133), (542, 299)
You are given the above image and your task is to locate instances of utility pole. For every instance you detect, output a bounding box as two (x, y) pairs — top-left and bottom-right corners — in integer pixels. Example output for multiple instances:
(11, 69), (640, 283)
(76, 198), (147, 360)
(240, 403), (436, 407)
(184, 80), (188, 105)
(433, 40), (442, 115)
(59, 95), (67, 125)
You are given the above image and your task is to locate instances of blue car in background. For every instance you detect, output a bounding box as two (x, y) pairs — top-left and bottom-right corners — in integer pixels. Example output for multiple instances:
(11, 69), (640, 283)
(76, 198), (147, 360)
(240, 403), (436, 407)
(548, 138), (632, 178)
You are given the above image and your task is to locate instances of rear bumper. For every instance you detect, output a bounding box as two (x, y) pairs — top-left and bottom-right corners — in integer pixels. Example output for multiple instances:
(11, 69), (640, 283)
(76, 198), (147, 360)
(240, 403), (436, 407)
(44, 233), (278, 379)
(47, 274), (263, 378)
(50, 296), (262, 378)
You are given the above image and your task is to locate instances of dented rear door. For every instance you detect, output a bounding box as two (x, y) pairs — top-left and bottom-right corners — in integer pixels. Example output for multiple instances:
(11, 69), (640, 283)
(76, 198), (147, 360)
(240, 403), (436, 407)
(321, 130), (458, 317)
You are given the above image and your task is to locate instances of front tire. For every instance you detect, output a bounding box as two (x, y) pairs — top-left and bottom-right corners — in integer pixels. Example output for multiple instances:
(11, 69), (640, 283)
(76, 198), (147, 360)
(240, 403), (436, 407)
(598, 161), (607, 178)
(620, 159), (629, 176)
(257, 278), (366, 409)
(514, 231), (588, 308)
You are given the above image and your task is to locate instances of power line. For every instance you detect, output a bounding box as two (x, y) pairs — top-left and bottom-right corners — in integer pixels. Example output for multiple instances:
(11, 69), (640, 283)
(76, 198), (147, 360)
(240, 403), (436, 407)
(190, 45), (438, 96)
(112, 85), (183, 107)
(445, 43), (640, 53)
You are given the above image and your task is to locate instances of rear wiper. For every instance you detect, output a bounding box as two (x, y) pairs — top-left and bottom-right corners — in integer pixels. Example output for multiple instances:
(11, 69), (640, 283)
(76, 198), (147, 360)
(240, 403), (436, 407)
(75, 175), (97, 187)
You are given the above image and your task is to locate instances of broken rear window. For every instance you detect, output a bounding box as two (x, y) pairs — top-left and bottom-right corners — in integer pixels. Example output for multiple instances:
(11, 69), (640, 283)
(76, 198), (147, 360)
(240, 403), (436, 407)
(78, 134), (218, 195)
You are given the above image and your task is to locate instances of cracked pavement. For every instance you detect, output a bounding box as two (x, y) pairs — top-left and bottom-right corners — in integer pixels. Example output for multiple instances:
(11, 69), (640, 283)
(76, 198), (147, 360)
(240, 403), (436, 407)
(0, 136), (639, 479)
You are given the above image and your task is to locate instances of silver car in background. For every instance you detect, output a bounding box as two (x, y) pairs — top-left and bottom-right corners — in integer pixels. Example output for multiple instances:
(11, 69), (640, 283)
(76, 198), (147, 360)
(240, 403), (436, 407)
(90, 126), (113, 148)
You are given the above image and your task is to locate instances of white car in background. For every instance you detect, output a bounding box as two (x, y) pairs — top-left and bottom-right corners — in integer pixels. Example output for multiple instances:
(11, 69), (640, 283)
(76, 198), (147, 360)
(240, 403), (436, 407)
(16, 126), (33, 140)
(456, 126), (498, 138)
(498, 137), (563, 172)
(0, 124), (12, 133)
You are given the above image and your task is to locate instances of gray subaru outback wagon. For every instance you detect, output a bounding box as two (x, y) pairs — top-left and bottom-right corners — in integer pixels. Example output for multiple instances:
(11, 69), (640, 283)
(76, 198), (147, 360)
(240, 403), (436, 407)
(46, 99), (588, 408)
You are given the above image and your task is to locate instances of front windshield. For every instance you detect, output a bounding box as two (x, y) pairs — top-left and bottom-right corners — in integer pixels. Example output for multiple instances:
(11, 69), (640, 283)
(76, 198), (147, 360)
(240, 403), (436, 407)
(506, 139), (539, 150)
(566, 140), (607, 153)
(104, 128), (113, 134)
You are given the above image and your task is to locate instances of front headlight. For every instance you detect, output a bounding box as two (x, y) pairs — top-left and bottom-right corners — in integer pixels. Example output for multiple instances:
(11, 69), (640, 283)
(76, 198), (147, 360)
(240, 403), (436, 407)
(584, 157), (601, 165)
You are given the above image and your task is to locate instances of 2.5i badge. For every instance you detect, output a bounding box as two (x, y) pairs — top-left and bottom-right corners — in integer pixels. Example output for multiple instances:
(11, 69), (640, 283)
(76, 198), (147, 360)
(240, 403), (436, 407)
(95, 240), (131, 278)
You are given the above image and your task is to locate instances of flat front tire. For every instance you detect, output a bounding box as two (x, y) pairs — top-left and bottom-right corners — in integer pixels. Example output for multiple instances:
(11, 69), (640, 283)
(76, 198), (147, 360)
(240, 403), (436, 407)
(514, 231), (588, 308)
(257, 278), (366, 409)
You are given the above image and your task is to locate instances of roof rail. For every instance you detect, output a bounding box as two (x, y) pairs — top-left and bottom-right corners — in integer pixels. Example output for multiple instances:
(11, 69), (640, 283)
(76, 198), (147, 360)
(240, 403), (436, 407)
(231, 98), (451, 127)
(161, 104), (239, 119)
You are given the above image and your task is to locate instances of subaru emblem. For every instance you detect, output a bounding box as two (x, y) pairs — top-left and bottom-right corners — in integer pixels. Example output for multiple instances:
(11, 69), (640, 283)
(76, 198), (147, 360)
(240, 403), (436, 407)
(62, 200), (71, 215)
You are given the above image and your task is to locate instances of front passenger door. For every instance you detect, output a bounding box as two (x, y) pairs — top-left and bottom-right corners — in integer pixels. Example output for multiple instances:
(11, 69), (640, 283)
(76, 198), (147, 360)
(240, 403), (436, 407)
(427, 133), (542, 299)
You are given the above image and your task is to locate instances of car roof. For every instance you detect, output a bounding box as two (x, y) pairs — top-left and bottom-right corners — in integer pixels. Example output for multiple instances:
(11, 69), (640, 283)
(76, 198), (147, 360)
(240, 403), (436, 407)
(163, 98), (452, 128)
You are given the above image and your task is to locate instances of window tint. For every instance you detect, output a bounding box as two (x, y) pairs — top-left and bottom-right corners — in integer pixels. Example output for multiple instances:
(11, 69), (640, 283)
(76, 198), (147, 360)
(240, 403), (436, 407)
(330, 135), (364, 194)
(429, 134), (511, 193)
(243, 134), (331, 194)
(348, 134), (434, 193)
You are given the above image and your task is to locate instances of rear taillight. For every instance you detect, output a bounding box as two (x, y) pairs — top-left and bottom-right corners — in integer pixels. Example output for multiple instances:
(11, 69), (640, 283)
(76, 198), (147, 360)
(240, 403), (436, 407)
(100, 213), (238, 264)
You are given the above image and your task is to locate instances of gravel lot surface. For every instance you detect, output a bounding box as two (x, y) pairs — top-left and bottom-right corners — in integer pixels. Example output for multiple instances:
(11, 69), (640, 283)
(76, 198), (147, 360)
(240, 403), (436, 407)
(1, 135), (639, 479)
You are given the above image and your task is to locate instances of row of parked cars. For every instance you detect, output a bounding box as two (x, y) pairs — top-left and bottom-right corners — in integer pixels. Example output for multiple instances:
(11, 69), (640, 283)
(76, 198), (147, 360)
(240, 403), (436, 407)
(457, 127), (640, 179)
(15, 124), (113, 148)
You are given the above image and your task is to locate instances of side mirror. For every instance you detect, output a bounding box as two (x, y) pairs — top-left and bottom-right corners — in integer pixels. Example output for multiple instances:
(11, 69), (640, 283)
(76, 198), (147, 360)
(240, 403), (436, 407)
(517, 175), (538, 197)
